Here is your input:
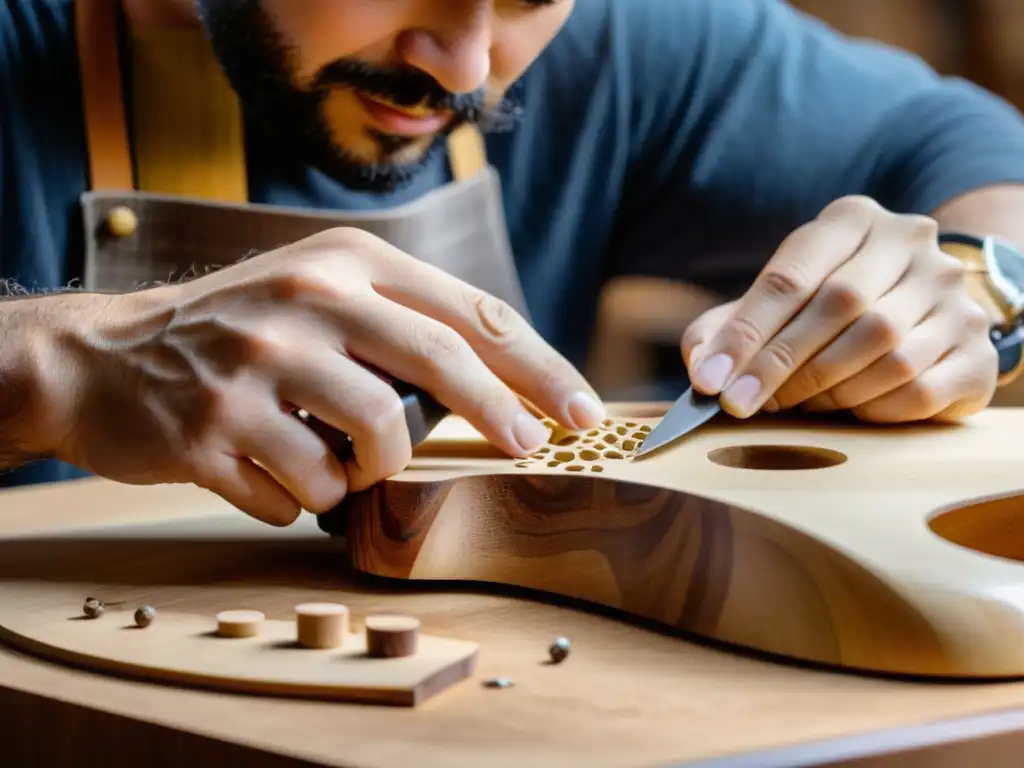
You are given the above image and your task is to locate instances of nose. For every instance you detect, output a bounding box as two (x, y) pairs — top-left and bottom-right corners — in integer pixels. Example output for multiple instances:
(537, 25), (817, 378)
(396, 5), (493, 95)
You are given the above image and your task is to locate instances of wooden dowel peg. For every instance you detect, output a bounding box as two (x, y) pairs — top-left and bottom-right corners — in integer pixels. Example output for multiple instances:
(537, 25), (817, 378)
(215, 609), (265, 638)
(295, 603), (349, 649)
(365, 615), (420, 658)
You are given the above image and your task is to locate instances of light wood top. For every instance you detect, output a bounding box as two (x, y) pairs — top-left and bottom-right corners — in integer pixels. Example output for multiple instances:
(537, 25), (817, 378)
(3, 408), (1024, 766)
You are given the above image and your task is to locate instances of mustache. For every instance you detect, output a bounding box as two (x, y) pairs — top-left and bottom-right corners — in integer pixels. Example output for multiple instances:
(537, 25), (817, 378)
(310, 59), (522, 132)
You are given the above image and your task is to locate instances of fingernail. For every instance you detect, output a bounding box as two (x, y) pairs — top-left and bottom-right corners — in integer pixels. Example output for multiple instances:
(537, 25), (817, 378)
(567, 391), (606, 429)
(696, 354), (734, 392)
(513, 412), (550, 453)
(724, 375), (762, 415)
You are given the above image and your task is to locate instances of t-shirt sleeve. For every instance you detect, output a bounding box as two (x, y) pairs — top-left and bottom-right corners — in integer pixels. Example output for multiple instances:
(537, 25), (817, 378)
(607, 0), (1024, 297)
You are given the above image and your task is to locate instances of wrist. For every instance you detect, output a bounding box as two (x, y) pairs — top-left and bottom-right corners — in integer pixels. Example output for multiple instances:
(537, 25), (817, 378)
(938, 231), (1024, 387)
(40, 288), (172, 464)
(0, 293), (103, 462)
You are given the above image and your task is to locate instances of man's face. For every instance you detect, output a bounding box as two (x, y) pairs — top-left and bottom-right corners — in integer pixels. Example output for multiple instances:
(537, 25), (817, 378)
(196, 0), (574, 194)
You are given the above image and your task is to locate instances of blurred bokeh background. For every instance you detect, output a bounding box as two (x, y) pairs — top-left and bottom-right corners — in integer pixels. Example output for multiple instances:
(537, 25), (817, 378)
(584, 0), (1024, 406)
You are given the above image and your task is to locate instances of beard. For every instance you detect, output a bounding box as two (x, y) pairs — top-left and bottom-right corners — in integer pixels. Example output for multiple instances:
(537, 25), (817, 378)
(194, 0), (524, 195)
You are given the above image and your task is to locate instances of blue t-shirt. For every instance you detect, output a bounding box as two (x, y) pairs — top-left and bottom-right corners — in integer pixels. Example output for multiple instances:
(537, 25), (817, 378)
(4, 0), (1024, 487)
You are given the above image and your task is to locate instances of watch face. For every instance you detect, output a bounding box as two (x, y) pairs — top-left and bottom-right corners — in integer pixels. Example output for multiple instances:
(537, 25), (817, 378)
(986, 237), (1024, 315)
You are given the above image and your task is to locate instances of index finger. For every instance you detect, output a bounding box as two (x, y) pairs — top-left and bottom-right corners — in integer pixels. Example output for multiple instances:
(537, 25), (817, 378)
(690, 206), (872, 394)
(364, 242), (606, 431)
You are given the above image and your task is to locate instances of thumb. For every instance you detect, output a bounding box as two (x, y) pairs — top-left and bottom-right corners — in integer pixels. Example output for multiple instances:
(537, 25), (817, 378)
(680, 301), (736, 370)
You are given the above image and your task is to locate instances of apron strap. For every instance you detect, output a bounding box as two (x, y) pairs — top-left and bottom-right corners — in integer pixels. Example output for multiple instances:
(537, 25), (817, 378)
(129, 27), (250, 202)
(74, 0), (134, 191)
(74, 0), (487, 199)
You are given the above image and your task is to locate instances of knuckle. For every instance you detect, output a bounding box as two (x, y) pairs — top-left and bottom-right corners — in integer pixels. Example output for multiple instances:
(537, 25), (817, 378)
(304, 482), (348, 515)
(310, 226), (401, 271)
(723, 314), (768, 351)
(936, 253), (968, 285)
(760, 267), (812, 300)
(887, 348), (920, 383)
(775, 365), (828, 407)
(469, 292), (524, 346)
(859, 310), (902, 351)
(413, 320), (471, 369)
(238, 326), (292, 368)
(267, 266), (332, 303)
(797, 363), (831, 396)
(825, 384), (858, 411)
(959, 298), (991, 333)
(900, 213), (939, 242)
(316, 225), (377, 250)
(352, 390), (408, 444)
(763, 338), (800, 373)
(905, 380), (943, 415)
(818, 279), (869, 318)
(822, 195), (884, 222)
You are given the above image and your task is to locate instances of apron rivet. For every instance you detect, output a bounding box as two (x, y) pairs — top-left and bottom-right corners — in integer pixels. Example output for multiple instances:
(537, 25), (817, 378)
(106, 206), (138, 238)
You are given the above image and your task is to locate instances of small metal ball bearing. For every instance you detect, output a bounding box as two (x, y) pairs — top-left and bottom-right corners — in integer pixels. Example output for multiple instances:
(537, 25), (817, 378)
(483, 677), (514, 689)
(134, 605), (156, 628)
(548, 636), (571, 664)
(82, 599), (104, 619)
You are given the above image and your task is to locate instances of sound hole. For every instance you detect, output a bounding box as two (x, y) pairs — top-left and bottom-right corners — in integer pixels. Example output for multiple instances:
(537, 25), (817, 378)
(929, 494), (1024, 563)
(707, 445), (847, 471)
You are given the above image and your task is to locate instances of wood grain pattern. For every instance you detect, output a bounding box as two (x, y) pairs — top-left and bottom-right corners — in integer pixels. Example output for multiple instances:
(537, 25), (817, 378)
(4, 407), (1024, 766)
(338, 403), (1024, 679)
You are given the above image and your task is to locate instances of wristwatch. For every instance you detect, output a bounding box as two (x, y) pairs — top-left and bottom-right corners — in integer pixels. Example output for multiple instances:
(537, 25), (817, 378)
(938, 232), (1024, 387)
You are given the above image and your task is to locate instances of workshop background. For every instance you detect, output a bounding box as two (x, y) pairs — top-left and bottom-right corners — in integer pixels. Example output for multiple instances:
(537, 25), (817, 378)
(584, 0), (1024, 406)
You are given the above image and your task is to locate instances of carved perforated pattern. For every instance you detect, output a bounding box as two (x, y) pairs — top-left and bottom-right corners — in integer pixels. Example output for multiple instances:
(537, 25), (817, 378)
(513, 418), (652, 473)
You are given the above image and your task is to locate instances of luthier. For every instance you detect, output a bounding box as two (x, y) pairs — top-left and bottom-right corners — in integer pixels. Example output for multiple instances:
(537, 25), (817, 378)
(3, 0), (1024, 764)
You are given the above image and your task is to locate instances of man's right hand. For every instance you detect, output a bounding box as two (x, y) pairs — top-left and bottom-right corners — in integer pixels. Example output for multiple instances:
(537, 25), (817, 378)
(43, 227), (605, 526)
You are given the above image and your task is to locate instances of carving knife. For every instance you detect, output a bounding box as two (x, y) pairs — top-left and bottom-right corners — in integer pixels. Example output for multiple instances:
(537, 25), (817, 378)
(632, 386), (721, 459)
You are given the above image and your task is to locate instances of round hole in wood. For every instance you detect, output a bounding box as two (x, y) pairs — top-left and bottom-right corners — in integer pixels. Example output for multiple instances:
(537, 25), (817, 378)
(929, 494), (1024, 563)
(707, 444), (847, 471)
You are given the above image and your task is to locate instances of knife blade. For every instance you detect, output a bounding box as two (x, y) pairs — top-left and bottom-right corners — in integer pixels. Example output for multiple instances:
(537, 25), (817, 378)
(632, 387), (721, 459)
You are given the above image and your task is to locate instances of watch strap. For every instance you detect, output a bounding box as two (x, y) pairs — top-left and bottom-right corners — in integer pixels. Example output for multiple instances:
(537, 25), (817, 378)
(938, 231), (1024, 386)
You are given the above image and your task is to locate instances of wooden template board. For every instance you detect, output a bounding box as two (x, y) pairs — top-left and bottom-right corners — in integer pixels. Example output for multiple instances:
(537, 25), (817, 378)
(0, 603), (478, 707)
(2, 405), (1024, 766)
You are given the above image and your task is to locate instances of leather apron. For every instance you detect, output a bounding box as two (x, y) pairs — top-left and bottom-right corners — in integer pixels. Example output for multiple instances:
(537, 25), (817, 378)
(73, 0), (531, 318)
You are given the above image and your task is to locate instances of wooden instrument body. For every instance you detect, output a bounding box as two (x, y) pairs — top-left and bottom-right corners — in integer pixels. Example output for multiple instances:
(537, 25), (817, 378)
(342, 404), (1024, 679)
(5, 413), (1024, 765)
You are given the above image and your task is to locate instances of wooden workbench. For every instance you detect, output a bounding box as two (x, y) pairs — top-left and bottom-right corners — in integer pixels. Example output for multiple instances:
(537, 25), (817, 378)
(4, 410), (1024, 767)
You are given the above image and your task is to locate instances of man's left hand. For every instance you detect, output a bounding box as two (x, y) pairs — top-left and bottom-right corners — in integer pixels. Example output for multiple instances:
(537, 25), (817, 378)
(680, 195), (998, 423)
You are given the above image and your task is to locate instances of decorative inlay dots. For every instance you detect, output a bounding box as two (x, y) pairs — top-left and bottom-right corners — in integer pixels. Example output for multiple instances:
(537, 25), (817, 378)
(513, 418), (651, 473)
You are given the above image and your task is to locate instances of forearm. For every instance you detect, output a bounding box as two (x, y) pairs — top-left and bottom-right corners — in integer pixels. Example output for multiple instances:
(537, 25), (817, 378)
(0, 293), (92, 469)
(931, 183), (1024, 250)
